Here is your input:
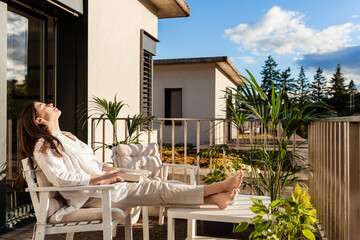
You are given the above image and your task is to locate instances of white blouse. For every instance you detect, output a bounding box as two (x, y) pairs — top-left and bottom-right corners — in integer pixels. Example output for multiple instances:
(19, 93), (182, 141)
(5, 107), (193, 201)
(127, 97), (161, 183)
(33, 131), (127, 221)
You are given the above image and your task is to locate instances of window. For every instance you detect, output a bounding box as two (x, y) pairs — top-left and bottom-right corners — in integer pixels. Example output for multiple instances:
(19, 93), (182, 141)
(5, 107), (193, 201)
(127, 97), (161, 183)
(140, 30), (158, 117)
(165, 88), (182, 125)
(142, 50), (152, 115)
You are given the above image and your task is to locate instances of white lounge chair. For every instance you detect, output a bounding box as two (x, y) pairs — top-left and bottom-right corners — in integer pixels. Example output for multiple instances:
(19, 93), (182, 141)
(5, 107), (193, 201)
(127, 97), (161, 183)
(22, 158), (133, 240)
(112, 142), (199, 226)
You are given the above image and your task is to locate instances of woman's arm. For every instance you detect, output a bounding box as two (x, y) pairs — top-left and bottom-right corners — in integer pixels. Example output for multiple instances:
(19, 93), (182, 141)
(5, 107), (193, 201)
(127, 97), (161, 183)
(101, 164), (124, 172)
(89, 169), (125, 185)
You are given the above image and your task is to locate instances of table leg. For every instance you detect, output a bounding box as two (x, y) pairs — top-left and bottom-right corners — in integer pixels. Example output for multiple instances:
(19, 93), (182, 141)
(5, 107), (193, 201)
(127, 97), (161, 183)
(167, 215), (175, 240)
(187, 219), (196, 238)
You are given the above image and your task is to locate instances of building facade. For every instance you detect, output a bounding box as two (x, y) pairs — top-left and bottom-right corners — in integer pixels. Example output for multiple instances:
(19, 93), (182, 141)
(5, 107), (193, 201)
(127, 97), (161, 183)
(0, 0), (189, 230)
(153, 57), (243, 145)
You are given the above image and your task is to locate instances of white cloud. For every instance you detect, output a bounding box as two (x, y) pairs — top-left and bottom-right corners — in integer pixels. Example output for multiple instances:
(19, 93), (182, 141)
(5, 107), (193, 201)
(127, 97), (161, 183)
(237, 56), (257, 64)
(225, 6), (360, 55)
(353, 14), (359, 19)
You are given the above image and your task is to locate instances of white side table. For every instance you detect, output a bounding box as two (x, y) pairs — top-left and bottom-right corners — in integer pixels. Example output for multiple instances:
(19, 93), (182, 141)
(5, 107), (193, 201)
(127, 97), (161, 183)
(167, 194), (271, 240)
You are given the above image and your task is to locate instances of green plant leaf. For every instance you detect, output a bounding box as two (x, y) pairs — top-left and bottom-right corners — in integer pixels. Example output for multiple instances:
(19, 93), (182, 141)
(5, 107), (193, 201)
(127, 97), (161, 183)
(302, 229), (315, 240)
(269, 200), (281, 208)
(251, 197), (264, 206)
(249, 206), (261, 214)
(235, 222), (249, 232)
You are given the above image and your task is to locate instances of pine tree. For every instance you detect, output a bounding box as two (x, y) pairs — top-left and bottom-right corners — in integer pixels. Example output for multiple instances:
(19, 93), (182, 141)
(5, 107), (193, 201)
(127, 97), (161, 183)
(279, 67), (296, 101)
(329, 64), (348, 115)
(330, 64), (348, 97)
(260, 55), (281, 97)
(296, 66), (310, 102)
(310, 67), (327, 102)
(348, 80), (357, 112)
(348, 80), (357, 94)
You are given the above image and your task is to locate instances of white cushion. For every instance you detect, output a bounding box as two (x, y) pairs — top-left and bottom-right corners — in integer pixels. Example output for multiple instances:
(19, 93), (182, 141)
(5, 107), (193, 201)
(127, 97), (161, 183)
(49, 208), (126, 223)
(114, 143), (162, 180)
(35, 168), (66, 217)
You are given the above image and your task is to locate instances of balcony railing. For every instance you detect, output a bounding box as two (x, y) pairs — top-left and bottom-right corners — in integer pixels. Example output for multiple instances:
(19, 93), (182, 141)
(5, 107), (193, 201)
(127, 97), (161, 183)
(309, 117), (360, 240)
(90, 117), (294, 181)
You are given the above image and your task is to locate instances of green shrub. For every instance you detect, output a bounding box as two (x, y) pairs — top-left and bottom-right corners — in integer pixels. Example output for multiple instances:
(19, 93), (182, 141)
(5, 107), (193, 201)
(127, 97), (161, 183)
(235, 184), (318, 240)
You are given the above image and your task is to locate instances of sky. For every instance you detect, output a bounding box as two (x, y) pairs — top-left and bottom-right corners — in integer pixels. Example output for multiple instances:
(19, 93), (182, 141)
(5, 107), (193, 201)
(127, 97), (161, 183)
(155, 0), (360, 88)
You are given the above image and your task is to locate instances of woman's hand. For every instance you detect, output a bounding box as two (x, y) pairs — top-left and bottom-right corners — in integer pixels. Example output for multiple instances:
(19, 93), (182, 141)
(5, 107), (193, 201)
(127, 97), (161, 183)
(102, 164), (124, 173)
(89, 169), (125, 185)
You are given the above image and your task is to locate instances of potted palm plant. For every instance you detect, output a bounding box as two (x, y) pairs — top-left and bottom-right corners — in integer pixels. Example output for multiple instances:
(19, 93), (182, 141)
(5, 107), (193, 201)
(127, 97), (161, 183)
(79, 95), (155, 148)
(200, 70), (331, 201)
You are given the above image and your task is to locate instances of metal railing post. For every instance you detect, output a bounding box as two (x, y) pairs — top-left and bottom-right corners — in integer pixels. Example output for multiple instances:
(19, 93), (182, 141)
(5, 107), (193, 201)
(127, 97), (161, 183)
(184, 120), (187, 182)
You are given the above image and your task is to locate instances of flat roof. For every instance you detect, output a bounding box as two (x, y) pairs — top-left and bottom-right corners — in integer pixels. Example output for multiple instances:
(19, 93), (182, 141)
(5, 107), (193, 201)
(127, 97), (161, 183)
(154, 56), (244, 86)
(148, 0), (190, 18)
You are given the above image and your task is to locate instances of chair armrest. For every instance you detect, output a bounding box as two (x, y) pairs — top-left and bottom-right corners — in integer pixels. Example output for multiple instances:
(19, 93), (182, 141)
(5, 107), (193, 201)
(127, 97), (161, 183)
(117, 168), (152, 176)
(26, 184), (121, 192)
(162, 163), (199, 169)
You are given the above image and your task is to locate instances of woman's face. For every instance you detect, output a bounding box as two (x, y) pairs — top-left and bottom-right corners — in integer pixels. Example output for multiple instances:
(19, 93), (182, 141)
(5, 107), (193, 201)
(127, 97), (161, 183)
(34, 102), (61, 123)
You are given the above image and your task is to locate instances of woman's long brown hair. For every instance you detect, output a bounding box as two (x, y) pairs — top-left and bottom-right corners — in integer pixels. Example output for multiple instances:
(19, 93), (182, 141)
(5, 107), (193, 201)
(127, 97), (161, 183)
(18, 102), (64, 163)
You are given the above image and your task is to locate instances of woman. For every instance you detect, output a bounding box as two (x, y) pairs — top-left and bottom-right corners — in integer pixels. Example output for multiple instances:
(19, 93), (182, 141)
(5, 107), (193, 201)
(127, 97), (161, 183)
(18, 101), (243, 221)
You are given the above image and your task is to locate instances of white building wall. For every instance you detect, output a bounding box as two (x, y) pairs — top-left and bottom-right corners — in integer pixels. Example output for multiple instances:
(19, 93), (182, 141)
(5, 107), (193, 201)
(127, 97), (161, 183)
(153, 64), (215, 146)
(88, 0), (158, 162)
(214, 67), (238, 144)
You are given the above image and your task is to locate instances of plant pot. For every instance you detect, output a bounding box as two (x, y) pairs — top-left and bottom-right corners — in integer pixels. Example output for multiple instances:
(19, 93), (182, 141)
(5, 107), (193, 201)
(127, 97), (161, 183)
(200, 220), (236, 237)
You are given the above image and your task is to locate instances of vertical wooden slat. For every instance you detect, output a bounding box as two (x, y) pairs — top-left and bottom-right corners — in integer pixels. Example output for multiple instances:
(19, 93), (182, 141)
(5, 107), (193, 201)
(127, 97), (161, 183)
(184, 120), (187, 182)
(334, 122), (338, 240)
(250, 120), (253, 149)
(125, 119), (128, 138)
(325, 122), (329, 238)
(345, 122), (350, 240)
(147, 121), (151, 144)
(102, 119), (105, 163)
(7, 119), (12, 179)
(91, 118), (95, 150)
(223, 120), (226, 165)
(338, 122), (343, 240)
(172, 120), (175, 180)
(210, 120), (213, 172)
(329, 122), (333, 240)
(197, 120), (200, 184)
(160, 120), (163, 160)
(113, 121), (117, 143)
(236, 126), (239, 150)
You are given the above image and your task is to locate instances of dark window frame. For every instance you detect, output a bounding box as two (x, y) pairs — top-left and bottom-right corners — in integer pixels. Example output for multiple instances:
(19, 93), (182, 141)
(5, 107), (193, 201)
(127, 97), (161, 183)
(165, 88), (182, 125)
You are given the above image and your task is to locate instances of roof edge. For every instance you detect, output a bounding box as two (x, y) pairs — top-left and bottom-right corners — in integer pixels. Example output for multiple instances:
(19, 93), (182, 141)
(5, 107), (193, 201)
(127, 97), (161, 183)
(154, 56), (244, 86)
(149, 0), (190, 19)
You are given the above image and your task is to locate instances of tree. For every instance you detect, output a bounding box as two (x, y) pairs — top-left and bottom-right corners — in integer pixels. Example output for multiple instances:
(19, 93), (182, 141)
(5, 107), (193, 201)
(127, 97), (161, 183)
(310, 67), (328, 102)
(330, 64), (348, 97)
(329, 64), (348, 115)
(260, 55), (281, 97)
(296, 66), (310, 102)
(348, 80), (357, 111)
(279, 67), (296, 102)
(348, 80), (357, 94)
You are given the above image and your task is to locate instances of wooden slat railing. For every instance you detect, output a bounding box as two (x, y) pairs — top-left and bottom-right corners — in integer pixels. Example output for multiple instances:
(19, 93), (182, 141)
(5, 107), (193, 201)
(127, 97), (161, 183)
(309, 117), (360, 240)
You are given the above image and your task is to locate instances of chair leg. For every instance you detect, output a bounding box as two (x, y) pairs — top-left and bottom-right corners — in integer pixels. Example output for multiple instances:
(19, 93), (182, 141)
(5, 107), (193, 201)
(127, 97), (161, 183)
(66, 232), (74, 240)
(158, 206), (165, 225)
(35, 224), (46, 240)
(142, 207), (149, 240)
(112, 222), (118, 237)
(125, 213), (133, 240)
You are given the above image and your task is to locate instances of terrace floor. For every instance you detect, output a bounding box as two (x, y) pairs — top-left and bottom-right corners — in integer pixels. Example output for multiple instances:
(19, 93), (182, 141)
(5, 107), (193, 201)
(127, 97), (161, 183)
(0, 215), (254, 239)
(0, 135), (308, 239)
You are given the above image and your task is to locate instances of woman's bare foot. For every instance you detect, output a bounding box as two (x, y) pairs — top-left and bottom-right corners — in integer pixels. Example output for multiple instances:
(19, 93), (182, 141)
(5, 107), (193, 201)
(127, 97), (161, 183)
(204, 189), (238, 210)
(203, 171), (243, 197)
(221, 170), (243, 192)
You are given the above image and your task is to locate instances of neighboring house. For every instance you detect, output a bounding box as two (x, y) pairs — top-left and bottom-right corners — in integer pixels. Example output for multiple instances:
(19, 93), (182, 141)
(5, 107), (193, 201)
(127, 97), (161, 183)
(0, 0), (189, 230)
(153, 56), (243, 145)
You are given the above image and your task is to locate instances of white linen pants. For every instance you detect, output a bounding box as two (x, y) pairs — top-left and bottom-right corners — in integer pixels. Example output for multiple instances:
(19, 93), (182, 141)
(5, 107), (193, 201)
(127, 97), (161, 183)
(83, 179), (204, 210)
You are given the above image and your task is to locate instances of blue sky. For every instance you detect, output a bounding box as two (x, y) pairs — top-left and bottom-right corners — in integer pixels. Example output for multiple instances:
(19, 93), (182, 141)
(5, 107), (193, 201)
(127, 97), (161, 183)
(156, 0), (360, 88)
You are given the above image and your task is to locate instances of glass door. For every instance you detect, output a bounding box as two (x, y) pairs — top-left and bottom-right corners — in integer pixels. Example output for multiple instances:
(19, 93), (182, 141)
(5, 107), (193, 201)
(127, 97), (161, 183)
(6, 5), (56, 226)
